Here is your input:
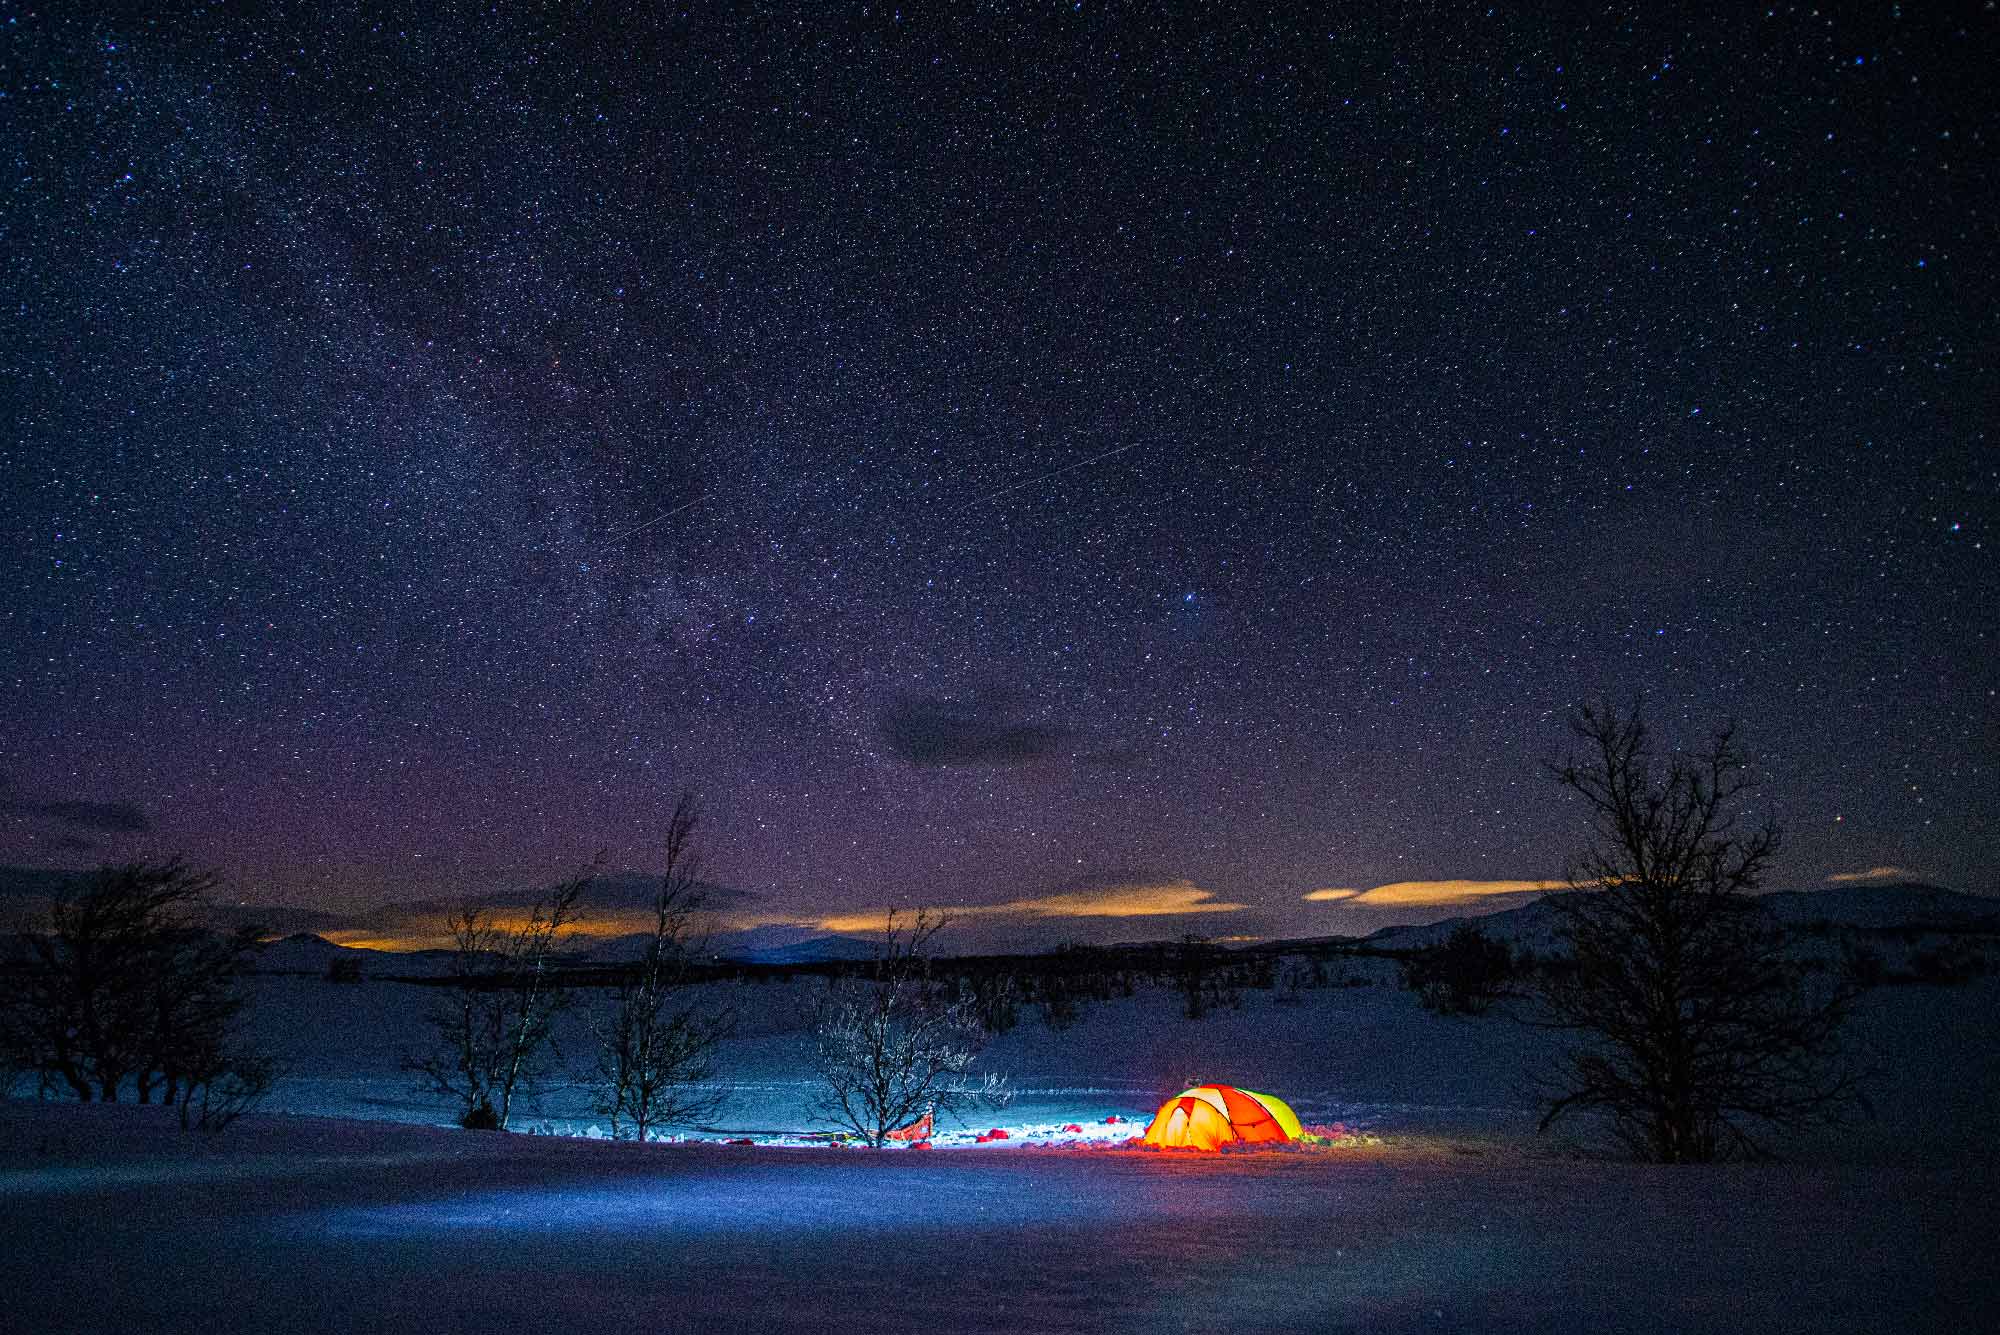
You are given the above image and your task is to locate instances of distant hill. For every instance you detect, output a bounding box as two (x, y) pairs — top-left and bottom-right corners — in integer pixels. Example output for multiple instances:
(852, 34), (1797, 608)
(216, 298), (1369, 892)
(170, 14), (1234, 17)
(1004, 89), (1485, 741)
(576, 924), (879, 965)
(253, 932), (366, 973)
(519, 922), (883, 967)
(1365, 898), (1572, 954)
(1364, 880), (1996, 953)
(709, 923), (881, 962)
(252, 932), (463, 977)
(204, 902), (356, 937)
(728, 933), (881, 965)
(1758, 882), (1998, 930)
(254, 931), (346, 963)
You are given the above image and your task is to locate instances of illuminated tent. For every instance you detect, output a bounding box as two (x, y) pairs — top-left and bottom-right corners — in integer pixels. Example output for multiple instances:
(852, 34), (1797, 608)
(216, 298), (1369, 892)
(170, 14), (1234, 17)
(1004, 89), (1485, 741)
(1141, 1085), (1303, 1150)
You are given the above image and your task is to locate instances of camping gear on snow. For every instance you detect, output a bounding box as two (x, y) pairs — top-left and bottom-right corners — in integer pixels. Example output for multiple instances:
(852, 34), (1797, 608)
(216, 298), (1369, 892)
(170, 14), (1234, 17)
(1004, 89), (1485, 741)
(885, 1111), (933, 1142)
(1141, 1085), (1303, 1150)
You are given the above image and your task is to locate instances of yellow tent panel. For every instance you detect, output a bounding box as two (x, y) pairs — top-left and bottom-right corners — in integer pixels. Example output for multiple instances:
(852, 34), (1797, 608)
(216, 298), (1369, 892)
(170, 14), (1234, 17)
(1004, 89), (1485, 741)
(1141, 1084), (1302, 1149)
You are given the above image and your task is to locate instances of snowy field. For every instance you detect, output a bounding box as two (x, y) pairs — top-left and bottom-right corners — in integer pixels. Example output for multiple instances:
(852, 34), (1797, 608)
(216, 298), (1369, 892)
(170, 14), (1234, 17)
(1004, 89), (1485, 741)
(229, 959), (1568, 1145)
(5, 964), (1998, 1331)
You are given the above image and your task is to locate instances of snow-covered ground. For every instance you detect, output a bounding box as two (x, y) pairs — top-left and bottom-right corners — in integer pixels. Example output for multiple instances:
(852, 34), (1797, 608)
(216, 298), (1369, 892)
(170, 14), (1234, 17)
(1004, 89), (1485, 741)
(234, 959), (1557, 1144)
(5, 961), (1998, 1330)
(229, 954), (2000, 1156)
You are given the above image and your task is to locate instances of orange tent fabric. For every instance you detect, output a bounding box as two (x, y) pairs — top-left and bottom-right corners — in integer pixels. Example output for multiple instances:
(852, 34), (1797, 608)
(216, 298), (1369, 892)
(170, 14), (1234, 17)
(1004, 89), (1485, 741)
(1141, 1085), (1303, 1150)
(885, 1111), (933, 1142)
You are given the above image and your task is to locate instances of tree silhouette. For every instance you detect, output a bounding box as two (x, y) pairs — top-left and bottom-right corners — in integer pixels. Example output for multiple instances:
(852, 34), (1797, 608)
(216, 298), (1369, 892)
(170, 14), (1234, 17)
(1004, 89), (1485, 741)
(806, 910), (1009, 1146)
(594, 792), (732, 1139)
(2, 859), (269, 1125)
(1536, 703), (1861, 1161)
(1401, 923), (1515, 1015)
(409, 861), (592, 1130)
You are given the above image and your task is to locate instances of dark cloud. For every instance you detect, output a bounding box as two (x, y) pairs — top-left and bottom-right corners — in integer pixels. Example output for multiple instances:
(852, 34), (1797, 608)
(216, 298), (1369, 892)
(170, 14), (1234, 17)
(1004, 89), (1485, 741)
(879, 689), (1076, 767)
(50, 834), (98, 853)
(7, 797), (153, 833)
(200, 902), (356, 937)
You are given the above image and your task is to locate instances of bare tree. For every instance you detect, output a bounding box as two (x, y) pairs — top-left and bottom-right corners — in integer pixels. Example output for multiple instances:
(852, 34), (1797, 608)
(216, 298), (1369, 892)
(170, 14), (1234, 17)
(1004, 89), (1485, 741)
(594, 793), (732, 1140)
(1536, 702), (1861, 1161)
(1, 860), (269, 1120)
(806, 909), (1010, 1147)
(409, 861), (592, 1130)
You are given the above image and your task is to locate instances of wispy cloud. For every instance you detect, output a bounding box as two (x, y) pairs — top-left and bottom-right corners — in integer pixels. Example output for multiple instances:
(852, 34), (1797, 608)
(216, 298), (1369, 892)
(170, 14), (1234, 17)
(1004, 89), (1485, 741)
(1826, 865), (1913, 884)
(816, 878), (1244, 934)
(1305, 878), (1563, 909)
(999, 880), (1247, 919)
(1302, 887), (1360, 902)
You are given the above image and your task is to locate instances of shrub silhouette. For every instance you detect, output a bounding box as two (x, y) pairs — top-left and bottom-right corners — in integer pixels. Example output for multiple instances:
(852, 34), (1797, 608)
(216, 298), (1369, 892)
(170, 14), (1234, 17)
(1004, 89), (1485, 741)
(1401, 924), (1515, 1015)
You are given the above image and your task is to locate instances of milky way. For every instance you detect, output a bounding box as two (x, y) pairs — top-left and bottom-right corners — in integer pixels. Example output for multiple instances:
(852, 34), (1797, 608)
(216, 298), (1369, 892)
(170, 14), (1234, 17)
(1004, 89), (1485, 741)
(4, 6), (1993, 940)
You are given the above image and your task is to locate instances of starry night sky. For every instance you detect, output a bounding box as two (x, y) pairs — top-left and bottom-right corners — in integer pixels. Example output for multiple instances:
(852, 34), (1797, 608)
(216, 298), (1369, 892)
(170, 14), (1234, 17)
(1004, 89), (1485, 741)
(4, 4), (1994, 946)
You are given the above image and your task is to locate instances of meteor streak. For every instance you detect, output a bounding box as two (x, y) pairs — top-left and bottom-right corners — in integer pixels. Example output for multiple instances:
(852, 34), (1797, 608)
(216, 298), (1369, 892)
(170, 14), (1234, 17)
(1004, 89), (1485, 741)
(955, 442), (1145, 509)
(604, 494), (706, 545)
